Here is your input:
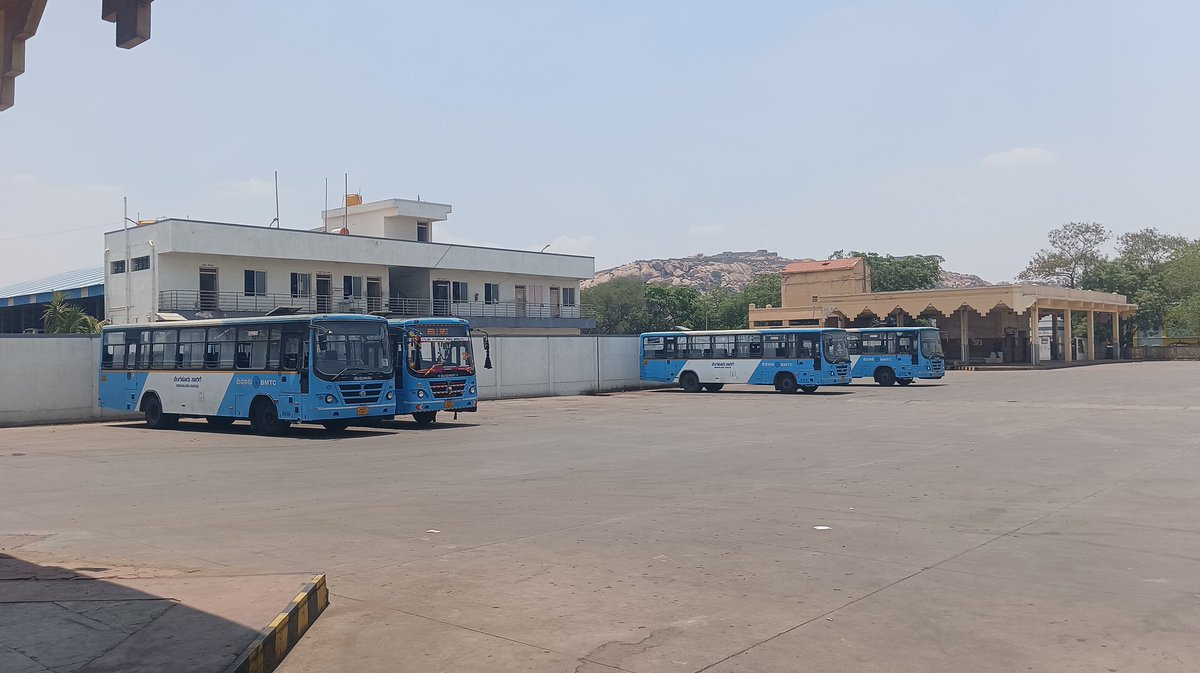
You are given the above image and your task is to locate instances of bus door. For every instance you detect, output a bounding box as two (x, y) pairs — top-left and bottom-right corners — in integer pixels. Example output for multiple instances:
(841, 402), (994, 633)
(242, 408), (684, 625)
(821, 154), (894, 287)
(279, 329), (308, 395)
(897, 331), (918, 365)
(802, 335), (820, 371)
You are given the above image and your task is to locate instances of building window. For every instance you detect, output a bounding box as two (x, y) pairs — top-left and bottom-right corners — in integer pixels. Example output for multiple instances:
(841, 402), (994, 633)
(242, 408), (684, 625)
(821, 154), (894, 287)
(561, 287), (577, 306)
(110, 260), (126, 274)
(343, 275), (363, 298)
(484, 283), (500, 304)
(416, 222), (429, 242)
(131, 256), (150, 272)
(290, 272), (312, 298)
(243, 270), (267, 296)
(452, 281), (469, 302)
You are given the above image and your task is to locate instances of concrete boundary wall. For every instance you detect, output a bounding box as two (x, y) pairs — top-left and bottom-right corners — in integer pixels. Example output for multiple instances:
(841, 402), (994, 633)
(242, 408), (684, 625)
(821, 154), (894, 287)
(0, 334), (652, 427)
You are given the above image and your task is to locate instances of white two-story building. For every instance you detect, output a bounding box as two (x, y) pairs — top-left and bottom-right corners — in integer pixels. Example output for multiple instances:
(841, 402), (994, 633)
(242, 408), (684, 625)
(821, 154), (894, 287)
(104, 196), (595, 334)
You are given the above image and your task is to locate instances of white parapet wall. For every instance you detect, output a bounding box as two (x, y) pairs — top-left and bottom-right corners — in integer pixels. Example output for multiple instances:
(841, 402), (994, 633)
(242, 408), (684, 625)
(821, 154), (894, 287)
(0, 334), (653, 426)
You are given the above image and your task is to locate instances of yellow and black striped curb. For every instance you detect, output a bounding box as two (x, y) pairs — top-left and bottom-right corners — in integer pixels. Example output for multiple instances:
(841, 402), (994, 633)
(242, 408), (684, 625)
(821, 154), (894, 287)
(223, 574), (329, 673)
(947, 365), (978, 371)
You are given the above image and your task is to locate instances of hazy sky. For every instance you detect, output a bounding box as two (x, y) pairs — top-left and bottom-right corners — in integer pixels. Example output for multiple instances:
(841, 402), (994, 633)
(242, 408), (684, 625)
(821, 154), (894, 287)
(2, 1), (1198, 287)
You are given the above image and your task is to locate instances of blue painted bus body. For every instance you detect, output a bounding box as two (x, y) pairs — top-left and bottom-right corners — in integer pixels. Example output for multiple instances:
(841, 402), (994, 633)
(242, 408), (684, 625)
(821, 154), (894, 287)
(389, 318), (479, 422)
(98, 314), (396, 431)
(639, 328), (853, 393)
(847, 327), (945, 385)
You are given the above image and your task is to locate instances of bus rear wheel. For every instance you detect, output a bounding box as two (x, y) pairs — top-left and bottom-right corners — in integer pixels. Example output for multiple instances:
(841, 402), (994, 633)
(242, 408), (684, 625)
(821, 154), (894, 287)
(702, 383), (724, 393)
(875, 367), (897, 387)
(680, 372), (702, 393)
(799, 385), (818, 393)
(413, 411), (438, 425)
(143, 395), (178, 430)
(897, 378), (914, 386)
(776, 373), (798, 394)
(250, 399), (288, 436)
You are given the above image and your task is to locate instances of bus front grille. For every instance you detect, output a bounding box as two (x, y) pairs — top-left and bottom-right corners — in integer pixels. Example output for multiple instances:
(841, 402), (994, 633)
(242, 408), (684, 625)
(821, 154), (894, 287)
(339, 382), (384, 404)
(429, 380), (467, 399)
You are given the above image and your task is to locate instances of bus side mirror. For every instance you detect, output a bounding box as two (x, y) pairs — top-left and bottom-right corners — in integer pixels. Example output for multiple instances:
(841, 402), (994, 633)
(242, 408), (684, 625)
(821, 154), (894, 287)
(483, 335), (492, 369)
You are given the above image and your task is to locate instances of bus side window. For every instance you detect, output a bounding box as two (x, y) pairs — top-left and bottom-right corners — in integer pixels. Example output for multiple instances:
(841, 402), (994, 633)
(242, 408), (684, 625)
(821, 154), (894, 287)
(125, 342), (139, 369)
(177, 328), (205, 369)
(798, 338), (816, 358)
(101, 331), (124, 369)
(847, 333), (861, 355)
(151, 329), (177, 369)
(281, 336), (301, 371)
(897, 335), (913, 354)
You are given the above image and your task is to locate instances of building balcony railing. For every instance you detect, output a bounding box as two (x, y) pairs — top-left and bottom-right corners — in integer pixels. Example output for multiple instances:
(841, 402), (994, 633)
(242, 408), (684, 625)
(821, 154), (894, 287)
(158, 290), (590, 321)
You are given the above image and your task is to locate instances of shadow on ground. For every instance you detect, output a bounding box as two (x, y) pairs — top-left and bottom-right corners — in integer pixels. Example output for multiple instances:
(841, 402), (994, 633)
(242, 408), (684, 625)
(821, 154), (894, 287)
(0, 553), (259, 673)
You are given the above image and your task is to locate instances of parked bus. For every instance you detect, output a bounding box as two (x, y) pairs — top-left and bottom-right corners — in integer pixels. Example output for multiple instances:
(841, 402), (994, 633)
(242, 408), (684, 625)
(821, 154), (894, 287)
(847, 327), (945, 386)
(639, 328), (852, 393)
(98, 314), (396, 434)
(388, 318), (486, 424)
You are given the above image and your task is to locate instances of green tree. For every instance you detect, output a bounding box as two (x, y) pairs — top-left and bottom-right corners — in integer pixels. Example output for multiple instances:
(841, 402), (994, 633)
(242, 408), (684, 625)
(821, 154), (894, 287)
(42, 292), (105, 334)
(831, 250), (943, 292)
(643, 284), (701, 329)
(1165, 242), (1200, 334)
(581, 278), (655, 334)
(1018, 221), (1110, 288)
(1115, 228), (1193, 268)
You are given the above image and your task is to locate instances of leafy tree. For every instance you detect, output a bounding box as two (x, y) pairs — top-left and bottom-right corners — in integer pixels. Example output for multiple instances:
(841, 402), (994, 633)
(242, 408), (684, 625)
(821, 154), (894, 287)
(1165, 242), (1200, 334)
(1018, 221), (1110, 288)
(643, 284), (701, 329)
(1115, 228), (1193, 268)
(740, 273), (781, 309)
(830, 250), (943, 292)
(581, 278), (655, 335)
(42, 292), (105, 334)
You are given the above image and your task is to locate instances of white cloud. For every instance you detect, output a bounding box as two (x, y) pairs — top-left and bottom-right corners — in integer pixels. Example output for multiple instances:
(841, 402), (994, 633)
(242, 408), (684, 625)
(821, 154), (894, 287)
(545, 234), (597, 255)
(981, 147), (1057, 167)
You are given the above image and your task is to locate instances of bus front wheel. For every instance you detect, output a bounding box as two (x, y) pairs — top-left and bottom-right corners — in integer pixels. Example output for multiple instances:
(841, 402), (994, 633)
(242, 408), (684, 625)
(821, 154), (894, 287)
(251, 399), (288, 436)
(143, 394), (178, 430)
(776, 374), (798, 394)
(897, 378), (914, 386)
(680, 372), (702, 393)
(413, 411), (438, 425)
(875, 367), (897, 387)
(799, 385), (818, 393)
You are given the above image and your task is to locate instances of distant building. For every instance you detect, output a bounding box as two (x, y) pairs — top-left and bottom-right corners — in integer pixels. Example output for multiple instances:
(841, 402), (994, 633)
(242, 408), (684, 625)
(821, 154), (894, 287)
(749, 257), (1137, 365)
(0, 266), (105, 333)
(103, 196), (595, 335)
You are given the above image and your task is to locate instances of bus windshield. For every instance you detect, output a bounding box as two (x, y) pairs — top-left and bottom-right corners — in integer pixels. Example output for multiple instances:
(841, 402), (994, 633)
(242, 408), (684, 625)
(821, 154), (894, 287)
(313, 321), (392, 380)
(823, 332), (851, 363)
(408, 336), (474, 378)
(921, 330), (945, 359)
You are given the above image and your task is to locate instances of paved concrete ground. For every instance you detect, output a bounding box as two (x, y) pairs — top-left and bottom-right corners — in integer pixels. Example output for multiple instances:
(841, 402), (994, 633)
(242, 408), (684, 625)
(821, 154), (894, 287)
(2, 362), (1199, 672)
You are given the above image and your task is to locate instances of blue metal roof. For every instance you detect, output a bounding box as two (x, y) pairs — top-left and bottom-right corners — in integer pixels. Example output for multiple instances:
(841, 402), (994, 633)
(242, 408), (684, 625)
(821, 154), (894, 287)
(0, 266), (105, 308)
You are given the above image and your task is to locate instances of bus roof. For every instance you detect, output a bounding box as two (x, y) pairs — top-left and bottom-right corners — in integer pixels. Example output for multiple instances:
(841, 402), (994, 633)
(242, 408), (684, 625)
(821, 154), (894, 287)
(640, 327), (846, 337)
(387, 317), (471, 327)
(846, 326), (940, 333)
(100, 314), (387, 332)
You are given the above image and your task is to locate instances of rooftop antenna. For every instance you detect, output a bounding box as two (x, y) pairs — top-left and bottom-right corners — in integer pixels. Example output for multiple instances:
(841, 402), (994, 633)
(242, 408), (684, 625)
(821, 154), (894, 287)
(323, 177), (329, 232)
(343, 172), (349, 233)
(269, 170), (280, 228)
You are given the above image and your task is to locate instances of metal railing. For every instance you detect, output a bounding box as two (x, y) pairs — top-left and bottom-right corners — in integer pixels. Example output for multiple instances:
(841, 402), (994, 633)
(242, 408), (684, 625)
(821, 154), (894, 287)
(158, 290), (589, 321)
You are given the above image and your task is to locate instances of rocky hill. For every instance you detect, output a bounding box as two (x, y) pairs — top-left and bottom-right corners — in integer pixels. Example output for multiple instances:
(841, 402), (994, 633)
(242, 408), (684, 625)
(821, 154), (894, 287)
(583, 251), (991, 291)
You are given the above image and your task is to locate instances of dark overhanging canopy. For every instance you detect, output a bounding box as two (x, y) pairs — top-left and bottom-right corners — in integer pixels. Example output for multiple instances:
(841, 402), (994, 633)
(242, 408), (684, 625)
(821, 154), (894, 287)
(1, 0), (153, 111)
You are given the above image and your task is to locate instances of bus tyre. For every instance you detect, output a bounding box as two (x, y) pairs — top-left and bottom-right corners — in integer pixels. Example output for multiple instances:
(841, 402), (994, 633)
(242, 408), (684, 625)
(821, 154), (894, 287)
(143, 395), (177, 430)
(776, 373), (798, 394)
(702, 383), (724, 393)
(413, 411), (438, 425)
(897, 378), (914, 386)
(250, 399), (287, 436)
(680, 372), (702, 393)
(322, 420), (350, 433)
(875, 368), (897, 387)
(206, 416), (235, 428)
(799, 385), (818, 394)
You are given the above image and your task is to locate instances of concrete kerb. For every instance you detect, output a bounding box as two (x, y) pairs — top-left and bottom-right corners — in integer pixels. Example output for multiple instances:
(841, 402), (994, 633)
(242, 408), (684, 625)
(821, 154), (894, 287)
(223, 573), (329, 673)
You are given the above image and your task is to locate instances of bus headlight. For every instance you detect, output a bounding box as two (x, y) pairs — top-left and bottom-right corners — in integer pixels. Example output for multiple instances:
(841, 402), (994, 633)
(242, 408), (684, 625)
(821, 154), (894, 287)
(416, 389), (426, 398)
(469, 385), (477, 394)
(386, 391), (394, 400)
(325, 394), (336, 404)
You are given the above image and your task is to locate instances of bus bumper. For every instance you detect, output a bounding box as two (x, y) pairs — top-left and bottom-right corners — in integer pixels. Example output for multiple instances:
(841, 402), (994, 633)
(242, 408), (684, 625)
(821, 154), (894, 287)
(399, 397), (478, 414)
(304, 403), (396, 421)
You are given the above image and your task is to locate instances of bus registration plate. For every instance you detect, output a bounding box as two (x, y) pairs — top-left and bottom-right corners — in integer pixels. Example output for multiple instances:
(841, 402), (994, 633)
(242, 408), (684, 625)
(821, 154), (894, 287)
(443, 401), (454, 410)
(356, 406), (369, 416)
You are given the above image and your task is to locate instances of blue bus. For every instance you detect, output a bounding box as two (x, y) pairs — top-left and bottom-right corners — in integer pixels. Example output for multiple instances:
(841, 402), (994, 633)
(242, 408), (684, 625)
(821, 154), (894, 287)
(640, 328), (852, 394)
(847, 327), (945, 386)
(387, 318), (486, 425)
(98, 314), (396, 434)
